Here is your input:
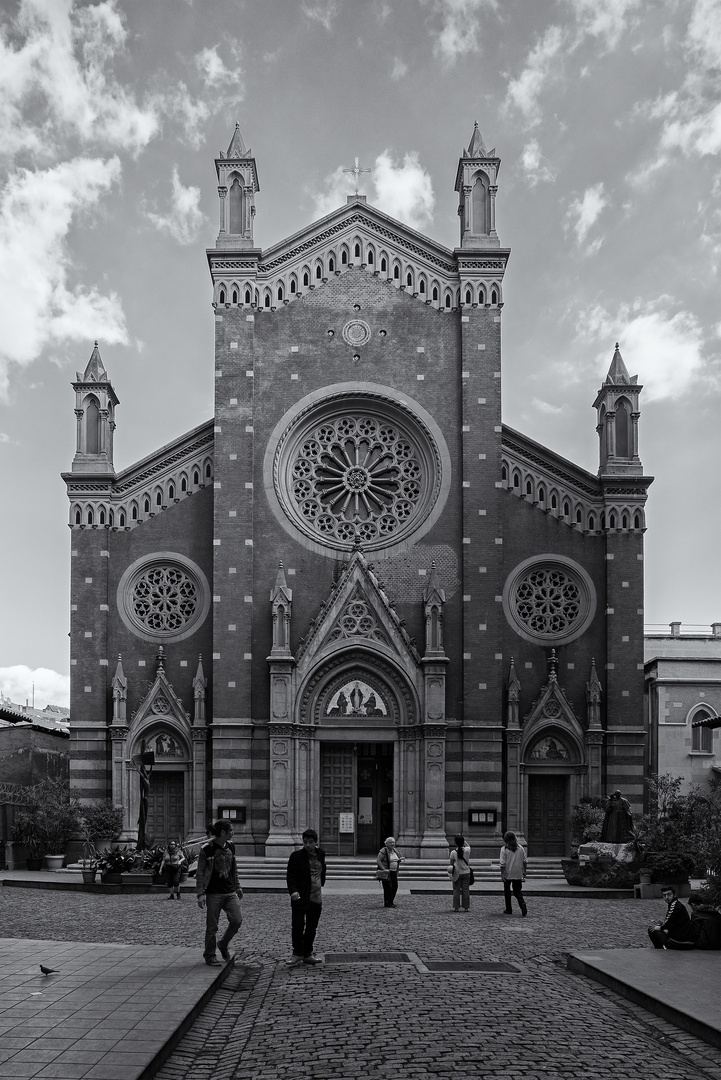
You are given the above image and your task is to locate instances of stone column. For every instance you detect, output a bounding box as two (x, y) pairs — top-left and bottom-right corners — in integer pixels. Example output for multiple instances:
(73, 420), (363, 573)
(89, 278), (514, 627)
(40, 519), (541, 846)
(190, 729), (208, 838)
(110, 727), (129, 834)
(265, 722), (296, 856)
(585, 731), (604, 796)
(218, 186), (227, 233)
(505, 729), (523, 838)
(396, 725), (421, 852)
(489, 185), (498, 236)
(419, 723), (448, 858)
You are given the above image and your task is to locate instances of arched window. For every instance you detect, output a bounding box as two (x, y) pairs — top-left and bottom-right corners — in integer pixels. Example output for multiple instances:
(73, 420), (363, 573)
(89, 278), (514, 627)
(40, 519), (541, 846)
(491, 288), (498, 304)
(132, 504), (138, 521)
(168, 484), (175, 500)
(501, 464), (508, 481)
(99, 509), (105, 525)
(465, 289), (472, 304)
(472, 173), (489, 234)
(119, 511), (125, 527)
(601, 511), (606, 529)
(563, 500), (570, 517)
(316, 264), (322, 279)
(478, 286), (486, 304)
(205, 462), (212, 478)
(181, 476), (187, 492)
(153, 491), (160, 508)
(245, 288), (251, 303)
(551, 493), (558, 510)
(407, 272), (413, 287)
(609, 511), (617, 529)
(303, 270), (310, 286)
(576, 508), (583, 524)
(367, 249), (374, 265)
(692, 712), (714, 753)
(634, 512), (642, 530)
(143, 498), (150, 514)
(381, 257), (387, 272)
(432, 286), (439, 301)
(219, 288), (226, 305)
(232, 288), (238, 304)
(394, 265), (400, 280)
(445, 293), (451, 308)
(74, 508), (81, 525)
(290, 279), (296, 294)
(419, 279), (425, 294)
(526, 479), (533, 497)
(193, 470), (200, 485)
(264, 292), (271, 308)
(622, 512), (629, 529)
(277, 285), (283, 302)
(341, 250), (348, 265)
(615, 399), (632, 458)
(588, 514), (596, 530)
(354, 243), (361, 258)
(538, 485), (545, 503)
(108, 509), (114, 526)
(512, 471), (521, 489)
(328, 257), (335, 272)
(229, 178), (244, 234)
(85, 398), (100, 455)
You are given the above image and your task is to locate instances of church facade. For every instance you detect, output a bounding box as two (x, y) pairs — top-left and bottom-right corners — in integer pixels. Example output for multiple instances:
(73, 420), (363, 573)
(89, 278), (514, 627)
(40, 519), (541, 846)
(63, 124), (653, 858)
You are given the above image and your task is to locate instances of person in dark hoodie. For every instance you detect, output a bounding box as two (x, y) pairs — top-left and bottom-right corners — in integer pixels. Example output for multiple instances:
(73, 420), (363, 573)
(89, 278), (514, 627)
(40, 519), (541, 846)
(666, 891), (721, 950)
(647, 885), (694, 948)
(286, 828), (327, 967)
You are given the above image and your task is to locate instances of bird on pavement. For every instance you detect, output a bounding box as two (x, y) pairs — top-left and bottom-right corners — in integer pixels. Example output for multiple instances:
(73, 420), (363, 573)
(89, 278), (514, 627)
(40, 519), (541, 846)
(39, 965), (58, 976)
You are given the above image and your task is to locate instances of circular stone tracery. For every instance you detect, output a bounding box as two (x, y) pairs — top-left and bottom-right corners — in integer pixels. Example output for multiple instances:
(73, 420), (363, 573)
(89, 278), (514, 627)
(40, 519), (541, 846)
(270, 388), (448, 555)
(502, 555), (596, 647)
(342, 320), (371, 347)
(117, 553), (210, 644)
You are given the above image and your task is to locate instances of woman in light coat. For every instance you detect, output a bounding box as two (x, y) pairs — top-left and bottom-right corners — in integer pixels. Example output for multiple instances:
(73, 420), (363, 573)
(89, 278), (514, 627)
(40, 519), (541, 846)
(500, 830), (527, 916)
(377, 837), (403, 908)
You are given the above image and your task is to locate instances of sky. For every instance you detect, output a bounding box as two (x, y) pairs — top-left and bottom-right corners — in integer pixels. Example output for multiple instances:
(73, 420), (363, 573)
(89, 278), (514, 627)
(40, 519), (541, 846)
(1, 0), (720, 709)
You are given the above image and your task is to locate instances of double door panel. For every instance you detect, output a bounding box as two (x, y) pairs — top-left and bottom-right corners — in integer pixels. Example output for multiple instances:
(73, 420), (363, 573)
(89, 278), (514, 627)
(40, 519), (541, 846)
(320, 743), (393, 855)
(527, 774), (568, 856)
(147, 771), (185, 846)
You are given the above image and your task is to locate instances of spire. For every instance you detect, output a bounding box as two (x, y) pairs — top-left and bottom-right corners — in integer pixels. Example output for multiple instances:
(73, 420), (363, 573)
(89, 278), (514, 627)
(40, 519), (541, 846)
(547, 648), (558, 681)
(156, 645), (166, 675)
(507, 657), (521, 728)
(111, 656), (127, 725)
(80, 341), (107, 383)
(605, 343), (635, 386)
(586, 658), (602, 729)
(193, 655), (207, 725)
(274, 561), (289, 594)
(464, 121), (492, 158)
(225, 122), (249, 159)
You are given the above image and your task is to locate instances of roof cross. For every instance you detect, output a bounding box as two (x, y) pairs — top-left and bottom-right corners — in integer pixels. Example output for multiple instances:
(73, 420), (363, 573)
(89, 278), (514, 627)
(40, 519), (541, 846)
(343, 156), (371, 196)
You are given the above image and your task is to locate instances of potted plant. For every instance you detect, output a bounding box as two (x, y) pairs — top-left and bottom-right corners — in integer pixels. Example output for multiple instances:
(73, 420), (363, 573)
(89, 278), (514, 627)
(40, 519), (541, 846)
(142, 845), (167, 884)
(11, 779), (81, 869)
(80, 800), (124, 856)
(98, 845), (137, 884)
(645, 851), (695, 884)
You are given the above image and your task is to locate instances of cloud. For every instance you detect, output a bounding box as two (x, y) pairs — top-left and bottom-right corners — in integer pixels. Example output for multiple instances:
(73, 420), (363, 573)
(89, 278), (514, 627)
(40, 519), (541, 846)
(532, 398), (563, 414)
(504, 25), (566, 126)
(373, 151), (435, 230)
(302, 2), (337, 31)
(566, 0), (640, 50)
(195, 42), (244, 97)
(146, 167), (205, 246)
(422, 0), (497, 64)
(0, 666), (70, 709)
(520, 139), (556, 186)
(391, 57), (408, 80)
(0, 156), (128, 397)
(0, 0), (161, 160)
(565, 182), (607, 252)
(0, 432), (10, 443)
(311, 150), (435, 230)
(576, 298), (705, 402)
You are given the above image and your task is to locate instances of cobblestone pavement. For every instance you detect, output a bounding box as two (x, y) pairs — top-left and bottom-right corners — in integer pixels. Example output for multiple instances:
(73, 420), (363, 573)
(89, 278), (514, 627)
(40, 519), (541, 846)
(2, 887), (720, 1080)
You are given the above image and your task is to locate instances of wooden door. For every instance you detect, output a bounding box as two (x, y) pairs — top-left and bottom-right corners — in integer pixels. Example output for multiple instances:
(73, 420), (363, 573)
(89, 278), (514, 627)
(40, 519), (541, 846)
(357, 744), (394, 855)
(320, 745), (355, 855)
(147, 772), (185, 846)
(527, 775), (568, 856)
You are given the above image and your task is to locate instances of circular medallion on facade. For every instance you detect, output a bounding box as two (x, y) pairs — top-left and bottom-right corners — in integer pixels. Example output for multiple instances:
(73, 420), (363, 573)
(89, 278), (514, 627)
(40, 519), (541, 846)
(117, 553), (210, 643)
(265, 384), (451, 557)
(342, 319), (371, 347)
(502, 555), (596, 646)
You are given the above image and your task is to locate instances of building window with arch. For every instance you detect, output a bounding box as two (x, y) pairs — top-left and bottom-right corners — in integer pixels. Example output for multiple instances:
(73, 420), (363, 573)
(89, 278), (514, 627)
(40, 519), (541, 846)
(472, 172), (489, 233)
(229, 178), (244, 234)
(615, 399), (632, 458)
(691, 710), (714, 753)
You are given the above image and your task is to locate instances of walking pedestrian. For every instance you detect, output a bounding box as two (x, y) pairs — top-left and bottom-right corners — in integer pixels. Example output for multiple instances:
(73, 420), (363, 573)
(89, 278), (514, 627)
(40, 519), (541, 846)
(162, 839), (185, 900)
(500, 831), (527, 916)
(286, 828), (326, 967)
(196, 821), (243, 965)
(377, 837), (403, 908)
(448, 833), (472, 912)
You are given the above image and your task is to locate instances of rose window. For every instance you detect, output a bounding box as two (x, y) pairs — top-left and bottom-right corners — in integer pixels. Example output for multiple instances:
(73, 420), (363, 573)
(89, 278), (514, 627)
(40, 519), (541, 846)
(502, 556), (596, 646)
(118, 554), (210, 643)
(269, 391), (447, 554)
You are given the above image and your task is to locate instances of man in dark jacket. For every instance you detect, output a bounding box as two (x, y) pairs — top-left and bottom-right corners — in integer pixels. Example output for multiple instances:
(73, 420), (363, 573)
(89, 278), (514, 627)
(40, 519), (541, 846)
(286, 828), (326, 966)
(196, 821), (243, 965)
(666, 891), (721, 950)
(648, 885), (693, 949)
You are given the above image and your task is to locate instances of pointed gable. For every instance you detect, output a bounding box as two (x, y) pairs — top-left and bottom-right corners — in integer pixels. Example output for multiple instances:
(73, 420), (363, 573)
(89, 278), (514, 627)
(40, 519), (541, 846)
(80, 341), (108, 383)
(522, 650), (586, 762)
(226, 122), (249, 158)
(605, 342), (635, 385)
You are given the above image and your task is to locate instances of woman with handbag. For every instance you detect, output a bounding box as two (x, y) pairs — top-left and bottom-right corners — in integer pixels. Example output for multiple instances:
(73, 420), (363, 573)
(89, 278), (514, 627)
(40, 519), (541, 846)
(376, 836), (403, 908)
(448, 833), (472, 912)
(500, 830), (527, 916)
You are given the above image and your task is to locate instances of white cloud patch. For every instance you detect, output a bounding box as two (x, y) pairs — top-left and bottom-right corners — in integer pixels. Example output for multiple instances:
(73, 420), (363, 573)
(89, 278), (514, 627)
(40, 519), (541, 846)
(0, 156), (128, 397)
(146, 167), (205, 246)
(532, 397), (563, 414)
(520, 139), (556, 186)
(0, 0), (161, 160)
(373, 150), (435, 229)
(0, 666), (70, 709)
(504, 25), (566, 126)
(302, 2), (337, 31)
(195, 42), (244, 97)
(311, 151), (435, 230)
(391, 57), (408, 80)
(567, 0), (640, 49)
(577, 298), (705, 402)
(423, 0), (497, 64)
(565, 182), (607, 253)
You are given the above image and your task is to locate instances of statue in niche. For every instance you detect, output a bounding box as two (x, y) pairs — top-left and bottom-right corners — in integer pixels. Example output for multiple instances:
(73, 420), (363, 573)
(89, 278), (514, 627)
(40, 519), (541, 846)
(365, 693), (382, 717)
(350, 682), (364, 714)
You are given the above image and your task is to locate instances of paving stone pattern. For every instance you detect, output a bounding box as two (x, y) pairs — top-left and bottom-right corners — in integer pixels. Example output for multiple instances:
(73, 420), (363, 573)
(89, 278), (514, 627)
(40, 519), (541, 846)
(1, 889), (720, 1080)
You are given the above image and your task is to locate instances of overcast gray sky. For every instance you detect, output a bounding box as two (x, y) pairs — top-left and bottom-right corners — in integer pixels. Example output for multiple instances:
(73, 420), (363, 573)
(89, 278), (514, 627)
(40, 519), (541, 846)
(1, 0), (720, 707)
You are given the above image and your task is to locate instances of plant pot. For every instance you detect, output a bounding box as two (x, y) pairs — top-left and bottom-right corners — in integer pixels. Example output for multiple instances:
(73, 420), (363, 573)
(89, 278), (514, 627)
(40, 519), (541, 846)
(25, 857), (44, 871)
(639, 872), (652, 885)
(82, 869), (97, 884)
(101, 872), (122, 884)
(44, 854), (65, 871)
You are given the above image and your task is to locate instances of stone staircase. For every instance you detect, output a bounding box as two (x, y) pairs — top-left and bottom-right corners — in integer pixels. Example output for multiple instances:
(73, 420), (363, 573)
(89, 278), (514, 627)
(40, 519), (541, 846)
(234, 856), (565, 881)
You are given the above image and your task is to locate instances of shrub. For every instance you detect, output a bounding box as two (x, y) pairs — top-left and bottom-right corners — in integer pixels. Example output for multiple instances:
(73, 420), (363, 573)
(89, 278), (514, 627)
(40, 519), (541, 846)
(12, 779), (81, 856)
(570, 797), (606, 845)
(80, 801), (124, 841)
(645, 852), (695, 883)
